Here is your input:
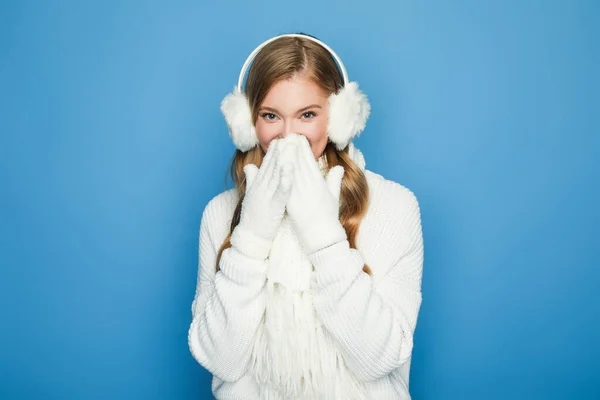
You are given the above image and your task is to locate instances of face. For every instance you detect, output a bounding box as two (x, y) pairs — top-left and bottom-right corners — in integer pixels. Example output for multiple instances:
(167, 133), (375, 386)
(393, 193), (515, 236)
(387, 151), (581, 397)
(255, 74), (330, 159)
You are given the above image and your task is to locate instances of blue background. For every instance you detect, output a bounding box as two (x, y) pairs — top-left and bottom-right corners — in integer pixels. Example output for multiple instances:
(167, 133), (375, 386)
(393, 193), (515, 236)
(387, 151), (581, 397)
(1, 1), (598, 399)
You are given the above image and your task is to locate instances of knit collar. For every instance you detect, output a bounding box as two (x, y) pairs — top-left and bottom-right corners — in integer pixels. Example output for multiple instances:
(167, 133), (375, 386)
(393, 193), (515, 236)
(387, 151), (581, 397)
(316, 142), (366, 177)
(317, 154), (328, 176)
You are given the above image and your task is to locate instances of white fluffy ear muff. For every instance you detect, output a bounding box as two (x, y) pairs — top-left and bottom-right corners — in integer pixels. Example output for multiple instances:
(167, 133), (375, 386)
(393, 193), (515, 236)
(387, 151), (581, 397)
(221, 86), (258, 152)
(327, 81), (371, 151)
(221, 33), (370, 152)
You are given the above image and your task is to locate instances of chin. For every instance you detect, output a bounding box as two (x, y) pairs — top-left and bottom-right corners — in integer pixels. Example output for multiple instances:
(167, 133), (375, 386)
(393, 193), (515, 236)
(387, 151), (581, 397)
(314, 144), (328, 159)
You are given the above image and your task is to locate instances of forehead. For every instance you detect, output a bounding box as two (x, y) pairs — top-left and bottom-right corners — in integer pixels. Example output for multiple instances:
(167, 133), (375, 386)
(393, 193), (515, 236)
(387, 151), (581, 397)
(261, 75), (328, 108)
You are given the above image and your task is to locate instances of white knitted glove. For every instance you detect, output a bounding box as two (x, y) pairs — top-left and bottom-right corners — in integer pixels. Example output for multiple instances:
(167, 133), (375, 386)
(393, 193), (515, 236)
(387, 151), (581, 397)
(230, 138), (295, 260)
(285, 134), (348, 255)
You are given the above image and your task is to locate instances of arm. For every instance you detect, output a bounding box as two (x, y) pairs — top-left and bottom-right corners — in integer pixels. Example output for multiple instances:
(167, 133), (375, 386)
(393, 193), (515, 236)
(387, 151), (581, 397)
(188, 139), (294, 382)
(188, 196), (268, 382)
(309, 188), (424, 382)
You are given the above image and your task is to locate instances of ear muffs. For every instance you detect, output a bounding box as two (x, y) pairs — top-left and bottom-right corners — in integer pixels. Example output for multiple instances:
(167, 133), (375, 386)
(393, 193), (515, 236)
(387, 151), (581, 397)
(220, 33), (370, 152)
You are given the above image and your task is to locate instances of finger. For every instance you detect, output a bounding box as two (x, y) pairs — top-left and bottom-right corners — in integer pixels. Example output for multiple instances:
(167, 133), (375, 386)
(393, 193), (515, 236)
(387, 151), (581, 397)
(325, 165), (345, 204)
(278, 139), (297, 193)
(296, 134), (317, 164)
(295, 134), (322, 182)
(275, 132), (299, 171)
(243, 163), (259, 189)
(275, 136), (289, 156)
(279, 134), (298, 165)
(278, 167), (293, 194)
(285, 132), (301, 142)
(295, 133), (312, 154)
(265, 158), (283, 196)
(289, 136), (308, 185)
(263, 138), (279, 164)
(257, 139), (279, 180)
(277, 132), (299, 158)
(275, 155), (294, 201)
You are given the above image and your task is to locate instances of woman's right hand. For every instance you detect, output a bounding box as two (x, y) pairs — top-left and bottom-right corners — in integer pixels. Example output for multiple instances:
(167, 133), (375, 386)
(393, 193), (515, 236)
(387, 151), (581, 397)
(230, 138), (295, 260)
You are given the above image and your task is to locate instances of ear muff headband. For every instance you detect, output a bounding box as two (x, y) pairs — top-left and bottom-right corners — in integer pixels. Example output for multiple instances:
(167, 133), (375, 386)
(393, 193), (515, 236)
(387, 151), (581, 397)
(236, 33), (349, 90)
(221, 33), (370, 152)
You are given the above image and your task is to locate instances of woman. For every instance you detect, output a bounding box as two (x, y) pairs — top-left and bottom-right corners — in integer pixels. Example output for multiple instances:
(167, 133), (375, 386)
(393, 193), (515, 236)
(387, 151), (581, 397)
(188, 33), (424, 399)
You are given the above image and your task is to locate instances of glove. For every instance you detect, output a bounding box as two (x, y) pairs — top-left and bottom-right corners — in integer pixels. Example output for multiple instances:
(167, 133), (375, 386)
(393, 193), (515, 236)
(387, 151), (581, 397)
(230, 138), (296, 260)
(284, 133), (348, 255)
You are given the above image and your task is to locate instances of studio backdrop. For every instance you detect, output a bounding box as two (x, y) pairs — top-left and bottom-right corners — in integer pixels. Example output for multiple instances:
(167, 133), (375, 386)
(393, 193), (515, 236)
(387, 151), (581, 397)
(1, 1), (598, 399)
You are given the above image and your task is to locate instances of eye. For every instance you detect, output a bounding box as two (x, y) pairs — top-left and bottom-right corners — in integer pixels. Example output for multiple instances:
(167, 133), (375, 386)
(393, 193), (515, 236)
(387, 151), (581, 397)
(260, 112), (277, 121)
(301, 111), (317, 119)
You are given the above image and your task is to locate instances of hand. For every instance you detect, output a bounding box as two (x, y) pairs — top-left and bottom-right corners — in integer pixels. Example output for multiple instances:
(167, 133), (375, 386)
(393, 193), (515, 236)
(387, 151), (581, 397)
(230, 138), (296, 260)
(284, 133), (347, 255)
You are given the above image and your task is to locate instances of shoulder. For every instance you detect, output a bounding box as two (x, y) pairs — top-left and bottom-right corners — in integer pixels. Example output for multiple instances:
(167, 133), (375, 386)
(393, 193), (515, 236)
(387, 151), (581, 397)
(363, 170), (421, 217)
(203, 188), (238, 218)
(358, 170), (424, 278)
(200, 188), (239, 240)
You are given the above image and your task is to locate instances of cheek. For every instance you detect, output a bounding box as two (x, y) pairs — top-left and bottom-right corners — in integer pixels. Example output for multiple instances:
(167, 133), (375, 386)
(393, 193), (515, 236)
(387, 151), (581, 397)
(301, 117), (329, 157)
(255, 119), (280, 152)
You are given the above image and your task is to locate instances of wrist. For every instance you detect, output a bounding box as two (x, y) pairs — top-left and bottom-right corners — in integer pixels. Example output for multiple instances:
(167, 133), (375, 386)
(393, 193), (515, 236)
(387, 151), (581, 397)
(230, 223), (272, 260)
(309, 240), (365, 286)
(293, 216), (347, 255)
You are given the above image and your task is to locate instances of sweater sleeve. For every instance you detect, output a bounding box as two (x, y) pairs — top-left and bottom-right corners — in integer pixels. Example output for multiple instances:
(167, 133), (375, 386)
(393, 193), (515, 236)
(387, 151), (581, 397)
(308, 185), (424, 382)
(188, 193), (268, 382)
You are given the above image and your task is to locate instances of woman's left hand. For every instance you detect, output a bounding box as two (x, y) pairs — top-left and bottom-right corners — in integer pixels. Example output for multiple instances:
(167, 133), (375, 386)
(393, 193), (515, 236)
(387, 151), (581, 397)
(284, 133), (348, 255)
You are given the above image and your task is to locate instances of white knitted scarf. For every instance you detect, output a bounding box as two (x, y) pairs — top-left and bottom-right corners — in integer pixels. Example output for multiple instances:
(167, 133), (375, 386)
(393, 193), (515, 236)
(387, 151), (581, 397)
(249, 144), (369, 399)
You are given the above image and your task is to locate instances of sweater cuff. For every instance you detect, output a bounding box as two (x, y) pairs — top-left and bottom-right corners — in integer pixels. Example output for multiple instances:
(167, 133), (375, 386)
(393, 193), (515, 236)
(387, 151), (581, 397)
(298, 218), (348, 256)
(308, 240), (365, 286)
(230, 223), (272, 261)
(219, 245), (268, 286)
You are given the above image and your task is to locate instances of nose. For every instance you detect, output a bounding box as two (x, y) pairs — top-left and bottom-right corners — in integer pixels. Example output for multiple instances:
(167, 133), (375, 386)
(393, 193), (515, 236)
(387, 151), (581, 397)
(280, 119), (300, 138)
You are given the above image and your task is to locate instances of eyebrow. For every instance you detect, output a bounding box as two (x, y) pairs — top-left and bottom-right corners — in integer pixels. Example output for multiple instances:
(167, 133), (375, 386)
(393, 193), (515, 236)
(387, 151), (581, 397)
(258, 104), (322, 114)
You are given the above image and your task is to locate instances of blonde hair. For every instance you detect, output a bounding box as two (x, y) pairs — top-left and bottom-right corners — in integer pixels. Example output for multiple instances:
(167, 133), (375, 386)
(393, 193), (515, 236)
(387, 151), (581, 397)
(217, 35), (371, 275)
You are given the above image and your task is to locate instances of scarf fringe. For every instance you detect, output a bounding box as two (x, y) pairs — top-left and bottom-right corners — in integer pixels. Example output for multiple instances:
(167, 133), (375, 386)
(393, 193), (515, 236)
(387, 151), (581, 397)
(250, 281), (368, 399)
(248, 192), (368, 399)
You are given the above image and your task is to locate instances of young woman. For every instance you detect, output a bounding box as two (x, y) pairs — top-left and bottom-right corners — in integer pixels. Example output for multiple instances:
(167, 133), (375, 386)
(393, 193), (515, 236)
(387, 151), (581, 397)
(188, 33), (425, 399)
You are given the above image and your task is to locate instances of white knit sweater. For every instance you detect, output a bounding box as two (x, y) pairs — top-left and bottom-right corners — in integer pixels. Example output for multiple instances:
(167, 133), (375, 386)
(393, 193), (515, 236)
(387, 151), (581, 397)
(188, 145), (424, 399)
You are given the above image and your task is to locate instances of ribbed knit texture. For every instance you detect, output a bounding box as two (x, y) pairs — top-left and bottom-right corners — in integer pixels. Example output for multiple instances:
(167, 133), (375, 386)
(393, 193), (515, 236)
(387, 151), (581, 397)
(188, 146), (424, 399)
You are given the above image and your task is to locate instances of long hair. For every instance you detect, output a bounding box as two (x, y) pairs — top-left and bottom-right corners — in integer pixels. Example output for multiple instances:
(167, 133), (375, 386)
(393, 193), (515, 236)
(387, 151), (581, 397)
(216, 35), (371, 275)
